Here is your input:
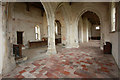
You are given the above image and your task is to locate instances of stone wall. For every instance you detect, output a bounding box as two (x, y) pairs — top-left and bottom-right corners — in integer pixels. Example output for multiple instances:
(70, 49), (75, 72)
(11, 3), (46, 46)
(2, 3), (16, 75)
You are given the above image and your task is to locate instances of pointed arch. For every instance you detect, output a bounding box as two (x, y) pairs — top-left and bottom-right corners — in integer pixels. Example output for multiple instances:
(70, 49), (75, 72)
(75, 7), (104, 49)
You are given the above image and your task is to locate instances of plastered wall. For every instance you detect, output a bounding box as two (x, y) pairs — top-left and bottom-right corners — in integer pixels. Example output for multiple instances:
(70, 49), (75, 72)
(110, 32), (119, 67)
(11, 3), (45, 46)
(109, 2), (120, 69)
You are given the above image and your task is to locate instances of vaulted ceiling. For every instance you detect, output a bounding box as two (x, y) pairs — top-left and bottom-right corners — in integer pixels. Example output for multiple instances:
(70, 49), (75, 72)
(29, 2), (44, 11)
(24, 2), (44, 16)
(82, 11), (100, 25)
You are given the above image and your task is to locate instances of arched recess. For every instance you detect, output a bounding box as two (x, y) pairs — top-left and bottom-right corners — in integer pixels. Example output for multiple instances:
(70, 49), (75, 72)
(75, 7), (104, 49)
(55, 20), (62, 42)
(78, 11), (101, 42)
(54, 2), (72, 48)
(54, 3), (66, 46)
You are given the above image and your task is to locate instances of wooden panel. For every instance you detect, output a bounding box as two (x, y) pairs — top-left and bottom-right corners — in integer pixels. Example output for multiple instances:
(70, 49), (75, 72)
(104, 42), (112, 54)
(13, 44), (22, 60)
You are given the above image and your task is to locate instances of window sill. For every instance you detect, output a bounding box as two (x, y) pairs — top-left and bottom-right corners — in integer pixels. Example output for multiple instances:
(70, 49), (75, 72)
(29, 40), (42, 42)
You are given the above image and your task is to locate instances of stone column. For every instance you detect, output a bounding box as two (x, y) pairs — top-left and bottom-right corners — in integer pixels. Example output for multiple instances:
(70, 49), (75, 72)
(47, 16), (57, 54)
(65, 19), (71, 48)
(65, 3), (79, 48)
(78, 20), (80, 43)
(117, 2), (120, 32)
(61, 3), (72, 48)
(0, 1), (3, 76)
(72, 20), (79, 48)
(43, 3), (57, 54)
(41, 2), (57, 54)
(86, 19), (89, 42)
(117, 1), (120, 69)
(83, 17), (89, 42)
(79, 17), (84, 43)
(2, 3), (16, 74)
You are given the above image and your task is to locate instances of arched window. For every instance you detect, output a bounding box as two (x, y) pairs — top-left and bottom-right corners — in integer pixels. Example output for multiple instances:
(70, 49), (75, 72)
(111, 2), (116, 32)
(55, 22), (58, 35)
(96, 26), (100, 30)
(35, 25), (41, 40)
(55, 20), (61, 35)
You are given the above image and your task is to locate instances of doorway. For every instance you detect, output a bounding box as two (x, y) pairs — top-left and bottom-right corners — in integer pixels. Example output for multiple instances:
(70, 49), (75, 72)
(17, 31), (23, 44)
(78, 11), (101, 43)
(55, 20), (62, 45)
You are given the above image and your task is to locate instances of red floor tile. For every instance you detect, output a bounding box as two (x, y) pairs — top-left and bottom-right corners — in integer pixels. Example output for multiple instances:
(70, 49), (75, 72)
(3, 41), (119, 78)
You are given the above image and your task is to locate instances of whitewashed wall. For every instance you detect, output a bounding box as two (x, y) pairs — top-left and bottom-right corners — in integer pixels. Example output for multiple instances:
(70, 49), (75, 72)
(11, 3), (44, 46)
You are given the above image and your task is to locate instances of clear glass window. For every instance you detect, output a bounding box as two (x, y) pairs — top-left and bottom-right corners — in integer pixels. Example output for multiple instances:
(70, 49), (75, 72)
(35, 25), (41, 40)
(96, 26), (100, 30)
(111, 2), (116, 32)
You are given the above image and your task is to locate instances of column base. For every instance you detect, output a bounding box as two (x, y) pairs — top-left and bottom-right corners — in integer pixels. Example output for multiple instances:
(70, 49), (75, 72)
(46, 48), (57, 55)
(65, 43), (79, 48)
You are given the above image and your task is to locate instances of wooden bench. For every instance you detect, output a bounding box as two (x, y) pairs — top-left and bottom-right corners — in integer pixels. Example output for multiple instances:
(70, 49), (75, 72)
(28, 38), (61, 48)
(28, 40), (47, 48)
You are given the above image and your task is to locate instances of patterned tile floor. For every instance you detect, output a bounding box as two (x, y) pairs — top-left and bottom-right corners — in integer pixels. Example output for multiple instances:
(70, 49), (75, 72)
(3, 40), (120, 78)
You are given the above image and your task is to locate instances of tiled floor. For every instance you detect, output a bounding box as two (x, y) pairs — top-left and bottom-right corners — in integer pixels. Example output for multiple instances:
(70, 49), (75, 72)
(3, 40), (119, 78)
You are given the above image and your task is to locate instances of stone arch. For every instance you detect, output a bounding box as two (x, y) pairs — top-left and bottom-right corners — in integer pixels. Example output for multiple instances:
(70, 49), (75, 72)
(54, 3), (65, 45)
(55, 20), (62, 38)
(75, 7), (104, 49)
(75, 8), (103, 29)
(54, 3), (72, 48)
(55, 2), (63, 11)
(41, 2), (55, 26)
